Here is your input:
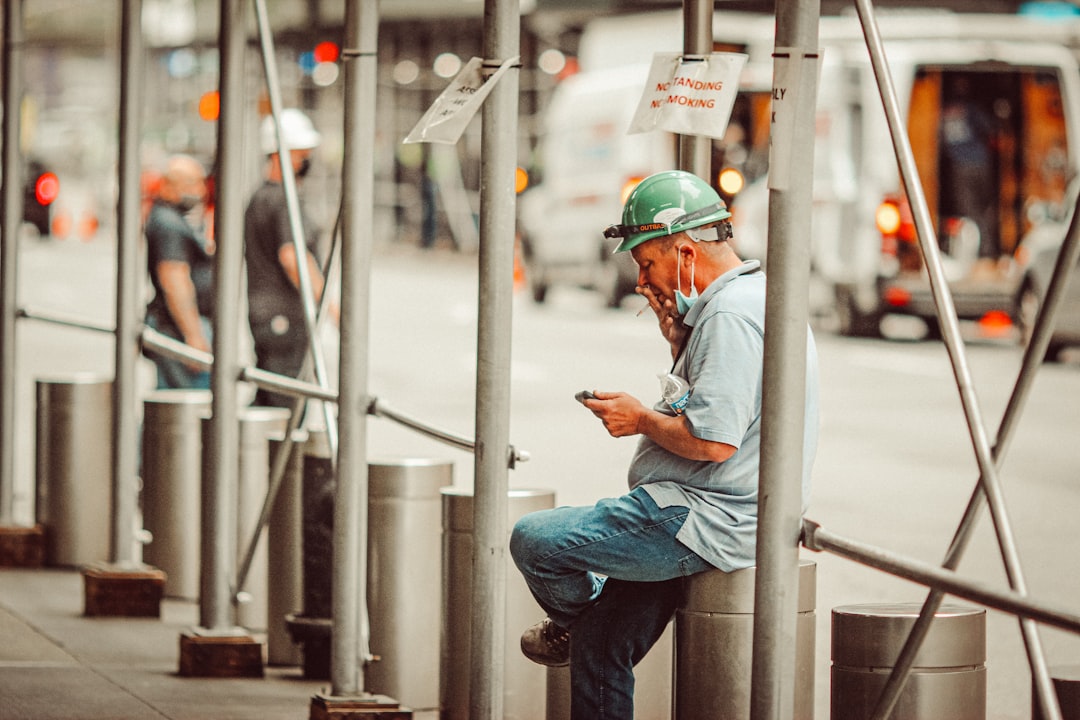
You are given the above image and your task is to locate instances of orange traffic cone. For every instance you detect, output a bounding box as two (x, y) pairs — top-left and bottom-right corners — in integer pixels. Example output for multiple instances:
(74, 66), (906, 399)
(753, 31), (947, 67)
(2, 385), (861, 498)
(513, 233), (526, 293)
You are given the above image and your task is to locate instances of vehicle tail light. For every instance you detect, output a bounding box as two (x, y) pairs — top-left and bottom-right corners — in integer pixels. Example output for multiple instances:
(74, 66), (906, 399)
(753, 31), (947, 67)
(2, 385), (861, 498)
(619, 176), (645, 206)
(979, 310), (1013, 338)
(876, 194), (917, 257)
(51, 210), (71, 239)
(718, 167), (744, 196)
(34, 172), (59, 206)
(875, 200), (902, 237)
(882, 285), (911, 308)
(78, 212), (99, 241)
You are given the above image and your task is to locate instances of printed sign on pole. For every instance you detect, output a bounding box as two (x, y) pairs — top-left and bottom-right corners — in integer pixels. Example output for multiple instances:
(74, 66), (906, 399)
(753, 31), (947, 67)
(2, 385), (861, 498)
(768, 48), (822, 191)
(628, 52), (748, 138)
(404, 56), (520, 145)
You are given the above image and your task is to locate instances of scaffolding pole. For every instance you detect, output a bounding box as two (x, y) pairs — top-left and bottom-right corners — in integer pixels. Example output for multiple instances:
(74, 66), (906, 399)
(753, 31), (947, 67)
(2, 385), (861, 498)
(469, 0), (520, 717)
(751, 1), (819, 718)
(0, 0), (23, 525)
(327, 0), (379, 697)
(110, 0), (143, 568)
(679, 0), (714, 178)
(200, 0), (246, 632)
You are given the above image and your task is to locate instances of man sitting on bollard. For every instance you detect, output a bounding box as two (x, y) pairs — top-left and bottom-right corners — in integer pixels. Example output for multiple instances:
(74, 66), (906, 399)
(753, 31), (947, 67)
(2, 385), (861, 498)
(510, 170), (820, 719)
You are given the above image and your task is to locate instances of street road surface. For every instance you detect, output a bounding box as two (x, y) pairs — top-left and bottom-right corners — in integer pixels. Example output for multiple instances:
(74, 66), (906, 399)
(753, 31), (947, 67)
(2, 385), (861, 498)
(12, 235), (1080, 719)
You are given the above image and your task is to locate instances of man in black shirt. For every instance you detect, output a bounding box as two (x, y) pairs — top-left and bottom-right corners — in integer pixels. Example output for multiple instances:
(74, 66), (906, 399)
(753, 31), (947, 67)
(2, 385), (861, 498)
(144, 154), (213, 389)
(244, 109), (335, 408)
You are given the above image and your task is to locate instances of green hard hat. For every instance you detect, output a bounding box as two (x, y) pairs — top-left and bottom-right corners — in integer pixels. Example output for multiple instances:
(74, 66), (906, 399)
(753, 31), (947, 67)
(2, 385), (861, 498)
(604, 170), (732, 253)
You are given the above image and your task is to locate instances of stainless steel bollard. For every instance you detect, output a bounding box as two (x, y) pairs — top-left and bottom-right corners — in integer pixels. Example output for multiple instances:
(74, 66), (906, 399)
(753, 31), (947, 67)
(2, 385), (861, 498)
(233, 406), (290, 631)
(266, 429), (308, 666)
(441, 487), (555, 720)
(286, 430), (335, 679)
(675, 561), (816, 720)
(35, 375), (113, 568)
(365, 458), (454, 712)
(545, 622), (673, 720)
(831, 603), (986, 720)
(141, 389), (211, 599)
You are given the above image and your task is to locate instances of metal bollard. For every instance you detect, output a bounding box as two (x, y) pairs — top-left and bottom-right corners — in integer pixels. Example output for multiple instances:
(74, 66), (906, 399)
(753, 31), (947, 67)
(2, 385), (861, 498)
(35, 375), (113, 568)
(440, 487), (555, 720)
(831, 602), (986, 720)
(286, 430), (334, 679)
(266, 429), (307, 667)
(1033, 666), (1080, 720)
(284, 442), (453, 692)
(545, 623), (673, 720)
(365, 458), (454, 712)
(140, 389), (211, 599)
(233, 406), (290, 631)
(674, 561), (816, 720)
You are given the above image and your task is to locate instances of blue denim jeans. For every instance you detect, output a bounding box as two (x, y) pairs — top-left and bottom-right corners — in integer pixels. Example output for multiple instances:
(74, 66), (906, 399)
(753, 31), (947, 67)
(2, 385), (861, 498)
(145, 314), (211, 390)
(509, 486), (713, 720)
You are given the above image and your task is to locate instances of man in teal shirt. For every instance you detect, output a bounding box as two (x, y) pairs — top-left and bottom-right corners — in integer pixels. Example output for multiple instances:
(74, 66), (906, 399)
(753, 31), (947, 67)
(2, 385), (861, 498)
(510, 170), (819, 720)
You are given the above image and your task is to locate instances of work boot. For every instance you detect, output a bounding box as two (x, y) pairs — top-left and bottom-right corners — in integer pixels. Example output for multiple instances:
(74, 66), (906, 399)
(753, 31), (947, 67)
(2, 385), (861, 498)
(520, 617), (571, 667)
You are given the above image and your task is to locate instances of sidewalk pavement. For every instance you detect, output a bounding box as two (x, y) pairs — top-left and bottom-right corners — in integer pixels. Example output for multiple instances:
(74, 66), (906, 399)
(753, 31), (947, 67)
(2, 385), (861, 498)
(0, 567), (430, 720)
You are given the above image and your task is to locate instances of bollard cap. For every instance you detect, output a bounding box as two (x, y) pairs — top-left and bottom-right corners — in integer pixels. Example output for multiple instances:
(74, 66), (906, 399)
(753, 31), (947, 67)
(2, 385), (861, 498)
(144, 389), (213, 405)
(680, 560), (817, 614)
(441, 487), (556, 532)
(831, 603), (985, 668)
(369, 458), (454, 499)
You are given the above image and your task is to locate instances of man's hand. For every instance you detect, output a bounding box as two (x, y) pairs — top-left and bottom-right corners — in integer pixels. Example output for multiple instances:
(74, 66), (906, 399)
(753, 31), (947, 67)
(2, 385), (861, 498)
(181, 334), (211, 372)
(583, 389), (738, 463)
(637, 285), (687, 358)
(580, 391), (647, 438)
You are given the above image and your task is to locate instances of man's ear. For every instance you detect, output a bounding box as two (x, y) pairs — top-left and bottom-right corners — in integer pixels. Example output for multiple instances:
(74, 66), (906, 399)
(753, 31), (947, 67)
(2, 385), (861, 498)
(676, 241), (697, 264)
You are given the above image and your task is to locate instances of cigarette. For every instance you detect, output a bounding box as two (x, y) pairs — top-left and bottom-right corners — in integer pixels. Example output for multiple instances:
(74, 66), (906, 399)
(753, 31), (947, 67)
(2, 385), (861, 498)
(636, 303), (650, 317)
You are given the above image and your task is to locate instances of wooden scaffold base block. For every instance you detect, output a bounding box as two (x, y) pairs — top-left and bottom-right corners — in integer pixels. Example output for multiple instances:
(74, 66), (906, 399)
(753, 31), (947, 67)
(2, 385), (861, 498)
(309, 693), (412, 720)
(82, 563), (166, 617)
(179, 630), (265, 678)
(0, 524), (45, 567)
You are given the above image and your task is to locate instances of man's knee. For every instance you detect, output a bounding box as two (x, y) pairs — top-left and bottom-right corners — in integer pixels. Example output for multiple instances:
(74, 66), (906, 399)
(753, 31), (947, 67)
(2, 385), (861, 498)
(509, 509), (549, 569)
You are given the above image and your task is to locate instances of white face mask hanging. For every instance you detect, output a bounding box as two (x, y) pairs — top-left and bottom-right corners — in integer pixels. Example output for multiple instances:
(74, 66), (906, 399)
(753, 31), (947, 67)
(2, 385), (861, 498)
(675, 251), (698, 316)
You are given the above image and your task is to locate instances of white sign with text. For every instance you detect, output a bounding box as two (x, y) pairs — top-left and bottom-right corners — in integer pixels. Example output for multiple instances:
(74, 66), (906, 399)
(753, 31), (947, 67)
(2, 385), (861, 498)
(629, 52), (748, 138)
(404, 55), (520, 145)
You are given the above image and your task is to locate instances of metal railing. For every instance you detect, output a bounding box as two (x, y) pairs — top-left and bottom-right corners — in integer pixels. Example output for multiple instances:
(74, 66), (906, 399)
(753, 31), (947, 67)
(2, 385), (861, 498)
(15, 305), (531, 607)
(792, 2), (1080, 719)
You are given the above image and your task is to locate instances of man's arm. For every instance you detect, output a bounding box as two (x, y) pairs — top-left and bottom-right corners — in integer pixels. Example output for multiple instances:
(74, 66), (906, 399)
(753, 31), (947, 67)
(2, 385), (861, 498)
(585, 391), (736, 463)
(277, 244), (340, 323)
(277, 243), (325, 300)
(156, 260), (210, 360)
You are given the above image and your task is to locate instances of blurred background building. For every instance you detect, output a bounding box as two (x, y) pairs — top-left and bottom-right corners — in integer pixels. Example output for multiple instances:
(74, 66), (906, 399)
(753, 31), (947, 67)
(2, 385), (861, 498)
(2, 0), (1067, 249)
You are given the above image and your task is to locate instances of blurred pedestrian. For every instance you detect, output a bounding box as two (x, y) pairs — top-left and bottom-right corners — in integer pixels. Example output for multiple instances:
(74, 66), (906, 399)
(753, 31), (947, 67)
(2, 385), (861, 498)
(244, 108), (336, 408)
(143, 154), (213, 390)
(510, 170), (819, 719)
(940, 76), (998, 264)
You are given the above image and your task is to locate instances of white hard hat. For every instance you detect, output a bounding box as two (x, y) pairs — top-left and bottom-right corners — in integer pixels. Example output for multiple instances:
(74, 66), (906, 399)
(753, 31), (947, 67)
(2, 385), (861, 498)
(260, 109), (321, 155)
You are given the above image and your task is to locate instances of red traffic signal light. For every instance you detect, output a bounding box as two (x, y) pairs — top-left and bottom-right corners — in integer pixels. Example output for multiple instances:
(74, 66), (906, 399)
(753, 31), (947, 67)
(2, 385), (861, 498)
(313, 41), (339, 64)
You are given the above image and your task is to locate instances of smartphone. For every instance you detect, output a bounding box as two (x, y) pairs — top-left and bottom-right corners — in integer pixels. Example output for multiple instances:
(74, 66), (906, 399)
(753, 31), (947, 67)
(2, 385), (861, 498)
(575, 390), (597, 404)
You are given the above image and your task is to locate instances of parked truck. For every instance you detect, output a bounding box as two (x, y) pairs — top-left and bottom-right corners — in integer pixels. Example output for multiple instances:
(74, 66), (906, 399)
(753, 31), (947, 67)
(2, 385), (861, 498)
(521, 6), (1080, 343)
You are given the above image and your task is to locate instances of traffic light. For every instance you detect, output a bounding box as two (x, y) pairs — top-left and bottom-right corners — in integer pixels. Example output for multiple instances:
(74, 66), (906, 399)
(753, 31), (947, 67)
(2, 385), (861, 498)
(299, 41), (341, 87)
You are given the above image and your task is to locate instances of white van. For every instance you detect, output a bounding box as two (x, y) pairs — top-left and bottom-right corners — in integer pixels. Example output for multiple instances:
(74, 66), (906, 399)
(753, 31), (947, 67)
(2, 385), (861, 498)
(523, 8), (1080, 339)
(518, 10), (775, 307)
(738, 10), (1080, 338)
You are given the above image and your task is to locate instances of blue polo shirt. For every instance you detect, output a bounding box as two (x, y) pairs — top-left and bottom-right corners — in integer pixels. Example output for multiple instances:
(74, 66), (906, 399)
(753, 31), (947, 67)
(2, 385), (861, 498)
(627, 259), (819, 571)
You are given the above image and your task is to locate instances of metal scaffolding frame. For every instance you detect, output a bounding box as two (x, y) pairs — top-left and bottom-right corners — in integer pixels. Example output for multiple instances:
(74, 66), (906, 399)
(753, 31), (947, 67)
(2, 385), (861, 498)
(3, 0), (1080, 717)
(795, 1), (1080, 719)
